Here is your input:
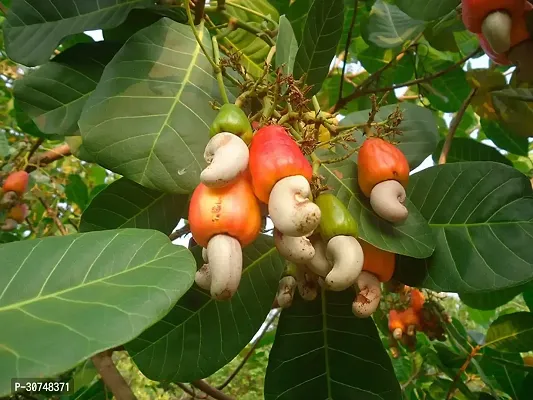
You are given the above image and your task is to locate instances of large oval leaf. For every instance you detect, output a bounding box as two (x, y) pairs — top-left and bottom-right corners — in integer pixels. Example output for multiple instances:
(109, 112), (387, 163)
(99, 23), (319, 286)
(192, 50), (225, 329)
(480, 348), (526, 399)
(340, 103), (440, 170)
(79, 18), (228, 194)
(13, 42), (121, 135)
(275, 16), (298, 77)
(127, 234), (285, 383)
(365, 0), (426, 49)
(486, 312), (533, 353)
(0, 229), (195, 397)
(396, 0), (460, 22)
(459, 285), (526, 311)
(264, 290), (401, 399)
(432, 137), (512, 166)
(3, 0), (151, 66)
(397, 161), (533, 293)
(292, 0), (344, 96)
(480, 118), (529, 157)
(80, 178), (188, 234)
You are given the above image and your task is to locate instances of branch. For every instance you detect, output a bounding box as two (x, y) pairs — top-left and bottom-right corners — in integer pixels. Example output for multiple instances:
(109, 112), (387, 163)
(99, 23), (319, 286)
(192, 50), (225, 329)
(446, 346), (481, 400)
(438, 88), (477, 164)
(169, 224), (191, 241)
(338, 0), (359, 103)
(26, 143), (72, 173)
(27, 138), (45, 162)
(38, 197), (68, 236)
(217, 309), (280, 390)
(0, 2), (8, 15)
(194, 0), (206, 25)
(191, 380), (234, 400)
(92, 350), (137, 400)
(333, 47), (481, 112)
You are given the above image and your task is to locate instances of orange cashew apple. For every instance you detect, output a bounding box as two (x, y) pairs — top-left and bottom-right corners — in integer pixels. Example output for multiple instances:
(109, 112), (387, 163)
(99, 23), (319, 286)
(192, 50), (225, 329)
(8, 203), (29, 224)
(360, 240), (396, 282)
(2, 171), (29, 196)
(388, 309), (405, 340)
(410, 288), (425, 314)
(248, 125), (320, 237)
(357, 137), (410, 223)
(188, 174), (261, 300)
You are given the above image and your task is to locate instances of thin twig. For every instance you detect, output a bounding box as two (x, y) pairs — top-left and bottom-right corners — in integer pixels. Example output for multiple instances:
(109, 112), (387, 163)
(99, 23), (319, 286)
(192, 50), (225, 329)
(438, 88), (477, 164)
(26, 138), (44, 162)
(446, 346), (481, 400)
(217, 309), (280, 390)
(169, 224), (191, 241)
(0, 2), (8, 15)
(191, 380), (234, 400)
(38, 197), (67, 236)
(92, 350), (137, 400)
(338, 0), (358, 103)
(333, 47), (481, 112)
(177, 383), (199, 398)
(212, 36), (229, 104)
(185, 1), (219, 71)
(194, 0), (206, 25)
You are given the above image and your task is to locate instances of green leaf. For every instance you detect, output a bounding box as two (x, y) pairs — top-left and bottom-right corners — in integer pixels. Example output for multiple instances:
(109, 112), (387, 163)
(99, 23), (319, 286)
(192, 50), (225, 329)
(264, 290), (401, 399)
(0, 229), (196, 397)
(397, 162), (533, 293)
(481, 119), (529, 156)
(219, 0), (278, 77)
(293, 0), (344, 96)
(127, 235), (285, 383)
(340, 103), (440, 170)
(459, 286), (525, 311)
(480, 347), (526, 399)
(275, 16), (298, 76)
(491, 88), (533, 140)
(103, 9), (166, 42)
(13, 42), (121, 136)
(366, 0), (426, 49)
(396, 0), (460, 22)
(519, 372), (533, 400)
(466, 307), (496, 327)
(424, 65), (470, 112)
(3, 0), (151, 66)
(486, 312), (533, 353)
(523, 286), (533, 312)
(0, 131), (9, 158)
(432, 138), (512, 166)
(65, 174), (90, 211)
(79, 18), (228, 194)
(80, 178), (187, 235)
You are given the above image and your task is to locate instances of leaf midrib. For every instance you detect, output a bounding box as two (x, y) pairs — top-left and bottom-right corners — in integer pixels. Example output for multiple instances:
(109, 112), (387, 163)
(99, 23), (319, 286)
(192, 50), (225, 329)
(0, 246), (184, 312)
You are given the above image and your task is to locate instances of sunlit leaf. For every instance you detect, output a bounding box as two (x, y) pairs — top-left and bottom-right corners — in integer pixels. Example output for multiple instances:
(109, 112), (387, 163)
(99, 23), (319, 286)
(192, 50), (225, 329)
(486, 312), (533, 353)
(396, 0), (460, 22)
(480, 119), (529, 156)
(275, 16), (298, 77)
(432, 138), (512, 166)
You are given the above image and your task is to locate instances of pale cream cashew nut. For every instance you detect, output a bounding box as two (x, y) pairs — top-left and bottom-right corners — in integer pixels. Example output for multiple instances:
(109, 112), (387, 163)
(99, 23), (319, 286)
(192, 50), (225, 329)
(204, 234), (243, 300)
(370, 180), (408, 223)
(352, 271), (382, 318)
(276, 276), (297, 308)
(324, 235), (364, 291)
(274, 229), (315, 264)
(268, 175), (321, 237)
(200, 132), (249, 188)
(194, 248), (211, 291)
(481, 11), (513, 54)
(306, 235), (332, 277)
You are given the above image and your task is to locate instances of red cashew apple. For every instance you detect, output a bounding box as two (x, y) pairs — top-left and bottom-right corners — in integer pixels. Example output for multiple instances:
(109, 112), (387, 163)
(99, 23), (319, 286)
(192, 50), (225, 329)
(188, 174), (261, 300)
(248, 125), (320, 237)
(357, 137), (410, 223)
(8, 204), (29, 224)
(2, 171), (29, 196)
(462, 0), (532, 55)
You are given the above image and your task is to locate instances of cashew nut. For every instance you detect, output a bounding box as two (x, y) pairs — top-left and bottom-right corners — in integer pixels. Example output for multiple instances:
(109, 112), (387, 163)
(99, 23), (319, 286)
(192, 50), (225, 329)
(481, 11), (512, 54)
(194, 248), (211, 291)
(276, 276), (297, 308)
(1, 218), (17, 231)
(324, 235), (364, 291)
(0, 191), (18, 208)
(352, 271), (382, 318)
(370, 180), (408, 223)
(200, 132), (249, 188)
(204, 234), (243, 300)
(274, 229), (315, 264)
(268, 175), (321, 237)
(294, 264), (318, 301)
(306, 236), (332, 277)
(392, 328), (403, 340)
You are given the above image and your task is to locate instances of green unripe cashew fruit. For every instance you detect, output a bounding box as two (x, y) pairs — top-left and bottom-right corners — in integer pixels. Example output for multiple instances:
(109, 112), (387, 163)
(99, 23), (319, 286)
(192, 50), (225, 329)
(210, 104), (253, 145)
(315, 193), (358, 242)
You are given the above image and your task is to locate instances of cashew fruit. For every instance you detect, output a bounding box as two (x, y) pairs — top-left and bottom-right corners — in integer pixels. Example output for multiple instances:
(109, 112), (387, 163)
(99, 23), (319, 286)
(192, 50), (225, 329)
(410, 288), (425, 313)
(315, 193), (358, 242)
(360, 240), (396, 282)
(188, 174), (261, 248)
(210, 104), (253, 145)
(388, 309), (405, 339)
(2, 171), (29, 196)
(248, 125), (313, 204)
(8, 203), (29, 223)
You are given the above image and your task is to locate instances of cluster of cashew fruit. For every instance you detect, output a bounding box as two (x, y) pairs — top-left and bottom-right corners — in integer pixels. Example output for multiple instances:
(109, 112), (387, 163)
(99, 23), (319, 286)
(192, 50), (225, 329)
(0, 171), (30, 231)
(462, 0), (533, 81)
(386, 286), (451, 358)
(358, 137), (410, 223)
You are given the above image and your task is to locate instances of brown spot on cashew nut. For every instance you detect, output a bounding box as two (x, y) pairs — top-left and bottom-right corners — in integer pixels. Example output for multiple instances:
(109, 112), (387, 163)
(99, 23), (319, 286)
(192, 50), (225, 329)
(274, 229), (315, 264)
(276, 276), (297, 308)
(200, 132), (249, 188)
(306, 236), (332, 277)
(204, 234), (242, 300)
(481, 11), (512, 54)
(294, 264), (318, 301)
(352, 271), (382, 318)
(268, 175), (321, 237)
(370, 180), (408, 223)
(324, 235), (364, 291)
